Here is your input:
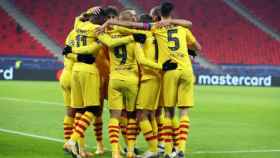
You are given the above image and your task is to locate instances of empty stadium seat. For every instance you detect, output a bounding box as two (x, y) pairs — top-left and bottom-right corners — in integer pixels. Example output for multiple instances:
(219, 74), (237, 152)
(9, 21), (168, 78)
(0, 9), (53, 57)
(6, 0), (280, 65)
(13, 0), (124, 46)
(137, 0), (280, 65)
(240, 0), (280, 32)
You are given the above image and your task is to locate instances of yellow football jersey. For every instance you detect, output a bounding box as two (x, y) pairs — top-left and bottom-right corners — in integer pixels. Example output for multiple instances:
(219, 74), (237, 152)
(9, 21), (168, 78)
(72, 20), (101, 74)
(113, 26), (161, 80)
(63, 30), (76, 71)
(153, 25), (197, 69)
(104, 29), (162, 82)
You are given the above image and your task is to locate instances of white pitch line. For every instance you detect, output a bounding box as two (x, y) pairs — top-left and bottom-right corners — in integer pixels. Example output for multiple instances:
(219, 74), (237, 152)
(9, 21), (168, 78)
(0, 97), (62, 106)
(0, 96), (109, 110)
(0, 128), (63, 143)
(1, 128), (280, 155)
(192, 149), (280, 154)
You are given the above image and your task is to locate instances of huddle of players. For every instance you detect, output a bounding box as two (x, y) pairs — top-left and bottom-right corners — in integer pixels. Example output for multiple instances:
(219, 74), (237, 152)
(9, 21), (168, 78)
(59, 1), (201, 158)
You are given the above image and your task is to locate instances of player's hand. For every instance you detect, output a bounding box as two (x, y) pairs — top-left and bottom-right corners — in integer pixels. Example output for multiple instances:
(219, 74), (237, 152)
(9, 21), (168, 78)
(188, 49), (197, 58)
(62, 45), (72, 56)
(95, 26), (106, 35)
(77, 54), (95, 64)
(133, 33), (146, 44)
(87, 6), (102, 15)
(162, 59), (177, 71)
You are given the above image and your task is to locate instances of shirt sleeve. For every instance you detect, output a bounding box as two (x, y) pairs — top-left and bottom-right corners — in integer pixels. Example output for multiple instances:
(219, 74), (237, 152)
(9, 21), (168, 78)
(65, 30), (75, 46)
(72, 42), (103, 55)
(114, 26), (149, 35)
(134, 43), (162, 70)
(97, 33), (134, 48)
(185, 28), (197, 45)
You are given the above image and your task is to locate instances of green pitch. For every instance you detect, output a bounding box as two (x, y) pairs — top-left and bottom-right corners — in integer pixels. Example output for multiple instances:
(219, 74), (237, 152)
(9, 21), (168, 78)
(0, 81), (279, 158)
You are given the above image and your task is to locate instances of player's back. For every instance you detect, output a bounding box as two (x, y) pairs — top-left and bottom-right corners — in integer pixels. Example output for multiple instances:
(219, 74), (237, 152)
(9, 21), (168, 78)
(113, 26), (160, 79)
(74, 19), (97, 49)
(153, 25), (194, 69)
(72, 19), (100, 73)
(141, 31), (161, 79)
(106, 31), (139, 82)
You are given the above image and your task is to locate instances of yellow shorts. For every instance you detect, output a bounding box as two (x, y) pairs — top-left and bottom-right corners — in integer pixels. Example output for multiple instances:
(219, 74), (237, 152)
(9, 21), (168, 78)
(136, 78), (161, 110)
(71, 71), (100, 108)
(59, 69), (72, 107)
(163, 68), (195, 108)
(108, 79), (138, 112)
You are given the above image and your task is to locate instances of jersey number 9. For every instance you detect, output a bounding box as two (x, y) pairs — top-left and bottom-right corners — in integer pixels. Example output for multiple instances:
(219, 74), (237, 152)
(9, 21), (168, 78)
(114, 45), (127, 64)
(167, 29), (179, 51)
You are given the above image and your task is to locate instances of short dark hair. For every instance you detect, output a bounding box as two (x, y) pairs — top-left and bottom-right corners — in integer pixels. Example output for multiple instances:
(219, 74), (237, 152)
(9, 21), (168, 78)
(160, 1), (174, 17)
(139, 14), (153, 23)
(103, 5), (119, 17)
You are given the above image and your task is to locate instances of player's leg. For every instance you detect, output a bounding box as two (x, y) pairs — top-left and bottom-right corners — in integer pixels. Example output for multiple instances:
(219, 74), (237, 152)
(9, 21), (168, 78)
(64, 71), (85, 157)
(62, 91), (75, 144)
(77, 72), (101, 157)
(125, 81), (139, 158)
(172, 114), (180, 151)
(162, 70), (180, 157)
(176, 70), (195, 158)
(120, 109), (128, 155)
(137, 79), (160, 158)
(60, 70), (75, 144)
(156, 86), (166, 154)
(63, 107), (75, 142)
(108, 79), (124, 158)
(92, 77), (107, 155)
(156, 106), (165, 154)
(66, 71), (101, 157)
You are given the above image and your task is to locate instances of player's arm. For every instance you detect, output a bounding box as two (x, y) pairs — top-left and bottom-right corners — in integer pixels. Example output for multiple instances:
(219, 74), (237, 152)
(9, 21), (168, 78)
(135, 43), (178, 71)
(97, 33), (134, 48)
(66, 53), (78, 62)
(63, 30), (77, 61)
(134, 43), (162, 70)
(66, 52), (96, 64)
(155, 19), (192, 28)
(72, 41), (103, 55)
(65, 30), (75, 46)
(113, 26), (149, 35)
(102, 19), (152, 30)
(186, 29), (202, 56)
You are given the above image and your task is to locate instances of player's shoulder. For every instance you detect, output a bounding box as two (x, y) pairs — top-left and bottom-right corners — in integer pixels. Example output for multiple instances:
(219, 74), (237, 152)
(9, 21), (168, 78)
(75, 19), (99, 30)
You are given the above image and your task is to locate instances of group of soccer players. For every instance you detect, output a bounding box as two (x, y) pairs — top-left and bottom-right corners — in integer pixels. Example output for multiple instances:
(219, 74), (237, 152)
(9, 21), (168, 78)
(59, 1), (201, 158)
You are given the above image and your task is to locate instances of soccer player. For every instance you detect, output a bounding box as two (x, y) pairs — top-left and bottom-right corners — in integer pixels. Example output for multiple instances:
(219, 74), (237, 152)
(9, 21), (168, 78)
(64, 9), (136, 158)
(98, 7), (194, 155)
(60, 30), (76, 150)
(111, 14), (164, 158)
(61, 28), (103, 157)
(153, 2), (202, 158)
(97, 9), (178, 158)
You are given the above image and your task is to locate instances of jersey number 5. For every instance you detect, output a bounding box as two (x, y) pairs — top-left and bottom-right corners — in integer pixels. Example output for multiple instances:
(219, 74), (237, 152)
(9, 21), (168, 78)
(114, 45), (127, 64)
(167, 29), (179, 51)
(76, 35), (87, 47)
